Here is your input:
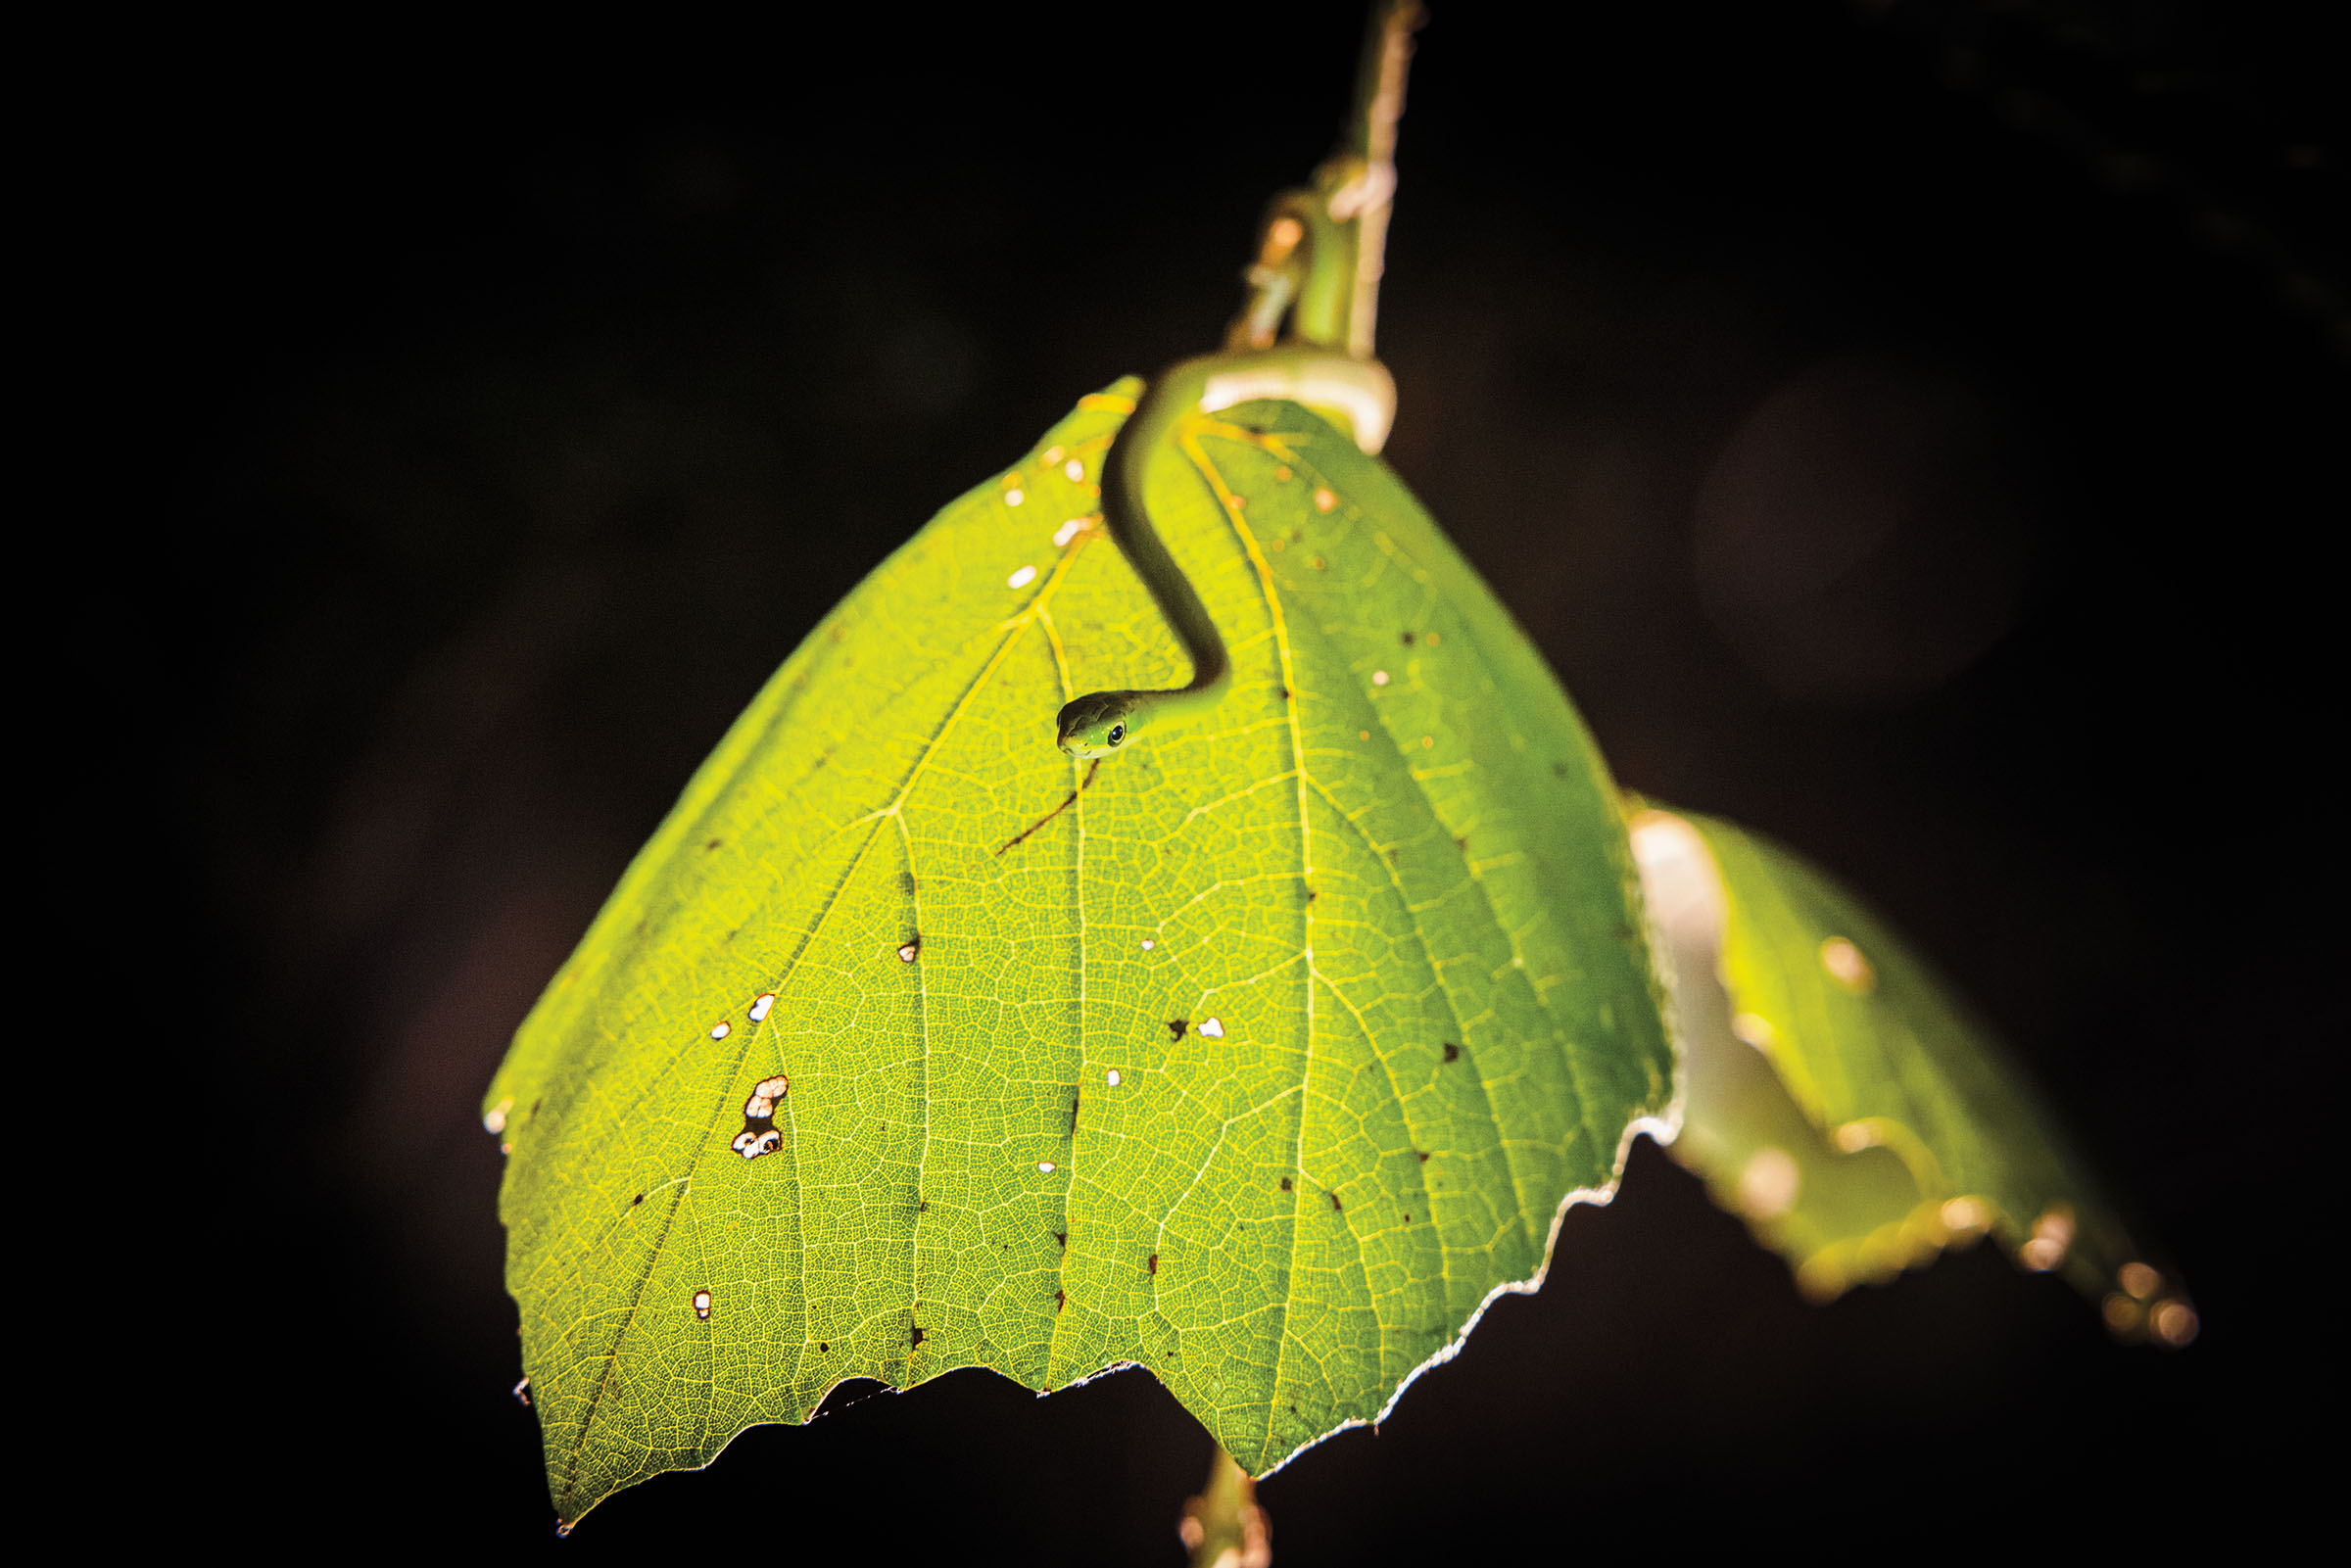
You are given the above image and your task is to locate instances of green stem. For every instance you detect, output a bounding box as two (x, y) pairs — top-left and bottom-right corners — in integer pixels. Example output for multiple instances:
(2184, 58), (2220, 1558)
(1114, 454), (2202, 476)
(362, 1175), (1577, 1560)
(1179, 1446), (1271, 1568)
(1340, 1), (1424, 357)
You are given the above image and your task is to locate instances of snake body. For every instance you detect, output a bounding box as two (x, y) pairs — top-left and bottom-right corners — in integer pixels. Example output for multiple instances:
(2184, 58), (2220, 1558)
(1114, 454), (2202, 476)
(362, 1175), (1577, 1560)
(1053, 348), (1396, 759)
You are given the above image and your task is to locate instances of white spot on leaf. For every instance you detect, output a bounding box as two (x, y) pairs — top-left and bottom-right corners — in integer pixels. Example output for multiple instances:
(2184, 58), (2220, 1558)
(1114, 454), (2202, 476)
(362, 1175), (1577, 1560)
(1738, 1146), (1800, 1219)
(1037, 1161), (1057, 1173)
(743, 1075), (790, 1118)
(1819, 936), (1877, 993)
(692, 1289), (713, 1320)
(2021, 1204), (2076, 1271)
(1198, 1018), (1224, 1039)
(1052, 516), (1087, 546)
(1007, 564), (1037, 590)
(1106, 1069), (1122, 1086)
(2150, 1300), (2199, 1346)
(748, 993), (776, 1022)
(1372, 670), (1389, 687)
(1939, 1195), (1991, 1234)
(710, 1021), (731, 1040)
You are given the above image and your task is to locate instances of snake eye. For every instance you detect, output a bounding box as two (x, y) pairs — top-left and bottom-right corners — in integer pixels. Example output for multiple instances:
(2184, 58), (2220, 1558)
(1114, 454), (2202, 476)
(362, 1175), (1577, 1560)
(1107, 724), (1125, 746)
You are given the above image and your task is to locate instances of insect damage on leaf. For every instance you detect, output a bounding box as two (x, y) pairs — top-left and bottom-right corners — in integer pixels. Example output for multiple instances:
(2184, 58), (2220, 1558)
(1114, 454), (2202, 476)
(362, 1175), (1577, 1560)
(729, 1075), (790, 1161)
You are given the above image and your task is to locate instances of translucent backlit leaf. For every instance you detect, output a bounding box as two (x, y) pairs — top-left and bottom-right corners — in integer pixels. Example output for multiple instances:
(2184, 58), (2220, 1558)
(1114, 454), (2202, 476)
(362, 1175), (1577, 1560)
(1629, 806), (2193, 1343)
(486, 384), (1674, 1529)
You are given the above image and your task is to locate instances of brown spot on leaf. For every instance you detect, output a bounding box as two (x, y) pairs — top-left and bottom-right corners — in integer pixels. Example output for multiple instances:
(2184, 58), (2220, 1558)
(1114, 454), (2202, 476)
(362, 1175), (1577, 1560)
(1329, 1191), (1343, 1212)
(1401, 631), (1415, 644)
(898, 871), (918, 895)
(1442, 1042), (1461, 1063)
(1055, 1231), (1066, 1249)
(1167, 1019), (1188, 1041)
(1054, 1289), (1066, 1312)
(1147, 1253), (1158, 1275)
(1279, 1177), (1292, 1192)
(704, 837), (723, 851)
(1416, 1150), (1430, 1163)
(632, 1193), (644, 1206)
(910, 1325), (926, 1349)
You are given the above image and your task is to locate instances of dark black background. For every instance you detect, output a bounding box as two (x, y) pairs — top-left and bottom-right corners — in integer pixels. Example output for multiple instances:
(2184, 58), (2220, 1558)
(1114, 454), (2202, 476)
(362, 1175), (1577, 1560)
(130, 1), (2337, 1557)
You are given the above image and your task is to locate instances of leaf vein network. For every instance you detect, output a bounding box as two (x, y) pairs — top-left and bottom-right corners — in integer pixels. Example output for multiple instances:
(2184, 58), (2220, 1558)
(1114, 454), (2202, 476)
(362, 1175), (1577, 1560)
(1303, 771), (1529, 1256)
(1307, 458), (1608, 1182)
(1181, 422), (1324, 1458)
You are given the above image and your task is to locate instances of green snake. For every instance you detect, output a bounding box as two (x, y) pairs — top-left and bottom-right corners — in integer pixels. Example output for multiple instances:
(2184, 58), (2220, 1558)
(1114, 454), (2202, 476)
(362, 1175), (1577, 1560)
(1054, 160), (1404, 760)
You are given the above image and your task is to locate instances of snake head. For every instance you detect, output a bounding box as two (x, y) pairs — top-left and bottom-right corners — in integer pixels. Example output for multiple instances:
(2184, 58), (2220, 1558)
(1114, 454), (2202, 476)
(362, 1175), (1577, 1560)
(1056, 691), (1140, 759)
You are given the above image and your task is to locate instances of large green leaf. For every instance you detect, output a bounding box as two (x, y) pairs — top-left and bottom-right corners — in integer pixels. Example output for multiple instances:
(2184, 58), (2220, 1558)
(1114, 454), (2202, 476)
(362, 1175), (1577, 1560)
(486, 383), (1674, 1529)
(1627, 805), (2194, 1342)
